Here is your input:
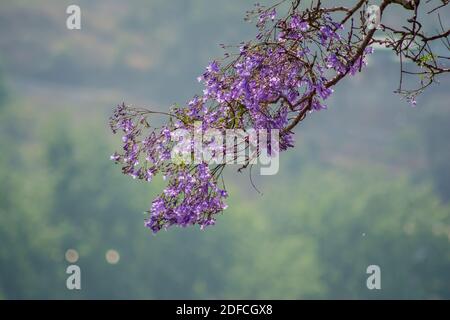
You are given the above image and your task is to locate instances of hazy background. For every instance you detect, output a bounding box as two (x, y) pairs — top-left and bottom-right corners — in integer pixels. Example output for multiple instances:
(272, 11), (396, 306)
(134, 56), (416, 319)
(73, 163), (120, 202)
(0, 0), (449, 299)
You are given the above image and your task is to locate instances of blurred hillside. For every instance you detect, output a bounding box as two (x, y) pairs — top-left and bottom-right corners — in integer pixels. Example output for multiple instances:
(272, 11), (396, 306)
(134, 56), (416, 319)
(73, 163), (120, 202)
(0, 1), (449, 299)
(0, 0), (254, 105)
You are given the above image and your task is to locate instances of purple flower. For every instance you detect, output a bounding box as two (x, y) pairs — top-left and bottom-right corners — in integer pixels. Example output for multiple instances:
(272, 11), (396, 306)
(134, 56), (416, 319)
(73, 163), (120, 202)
(290, 15), (309, 31)
(206, 61), (220, 73)
(326, 53), (346, 74)
(269, 8), (276, 21)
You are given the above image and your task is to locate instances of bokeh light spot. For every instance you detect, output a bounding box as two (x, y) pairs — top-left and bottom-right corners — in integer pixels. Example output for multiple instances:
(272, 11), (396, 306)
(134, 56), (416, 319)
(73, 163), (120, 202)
(65, 249), (79, 263)
(105, 249), (120, 264)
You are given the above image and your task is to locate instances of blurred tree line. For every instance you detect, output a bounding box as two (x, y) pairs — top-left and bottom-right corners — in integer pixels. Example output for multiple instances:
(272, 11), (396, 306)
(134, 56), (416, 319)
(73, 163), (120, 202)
(0, 66), (449, 299)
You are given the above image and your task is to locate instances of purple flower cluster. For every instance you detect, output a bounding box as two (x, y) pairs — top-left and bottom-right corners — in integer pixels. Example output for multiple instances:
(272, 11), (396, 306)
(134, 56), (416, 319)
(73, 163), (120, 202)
(110, 104), (229, 233)
(110, 3), (374, 233)
(147, 163), (228, 232)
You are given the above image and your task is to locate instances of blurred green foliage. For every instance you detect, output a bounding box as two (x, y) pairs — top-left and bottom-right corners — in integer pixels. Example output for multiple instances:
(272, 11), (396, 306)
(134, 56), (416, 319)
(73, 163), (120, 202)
(0, 0), (449, 299)
(0, 78), (448, 298)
